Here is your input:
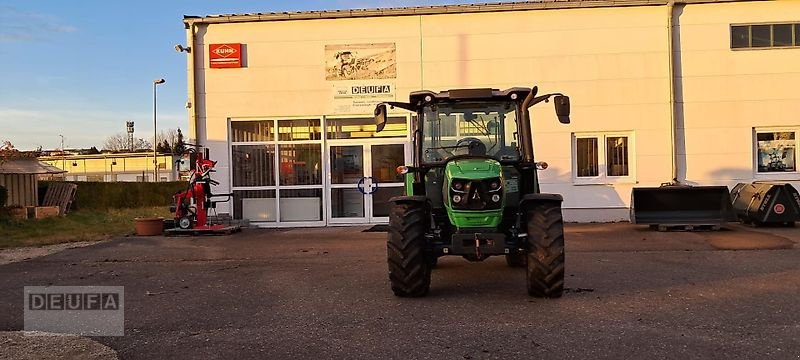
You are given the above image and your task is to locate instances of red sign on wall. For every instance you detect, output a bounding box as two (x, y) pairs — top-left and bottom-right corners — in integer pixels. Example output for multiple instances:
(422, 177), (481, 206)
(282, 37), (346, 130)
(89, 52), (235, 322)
(209, 43), (242, 68)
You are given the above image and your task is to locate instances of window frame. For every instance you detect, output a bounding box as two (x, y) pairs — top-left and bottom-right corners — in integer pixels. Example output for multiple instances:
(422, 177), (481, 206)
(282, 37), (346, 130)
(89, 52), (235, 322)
(229, 116), (326, 225)
(753, 127), (800, 179)
(730, 22), (800, 50)
(571, 132), (635, 184)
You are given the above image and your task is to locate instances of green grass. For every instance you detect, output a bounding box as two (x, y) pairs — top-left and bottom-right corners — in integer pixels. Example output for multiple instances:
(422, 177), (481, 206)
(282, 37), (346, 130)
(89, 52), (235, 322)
(0, 207), (172, 249)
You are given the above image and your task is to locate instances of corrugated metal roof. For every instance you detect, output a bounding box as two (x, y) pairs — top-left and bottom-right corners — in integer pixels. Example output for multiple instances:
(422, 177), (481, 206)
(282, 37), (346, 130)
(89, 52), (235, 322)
(0, 159), (66, 175)
(184, 0), (762, 24)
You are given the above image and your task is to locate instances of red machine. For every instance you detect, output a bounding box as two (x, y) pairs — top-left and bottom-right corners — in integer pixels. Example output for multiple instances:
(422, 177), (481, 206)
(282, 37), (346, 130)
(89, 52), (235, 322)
(171, 149), (234, 232)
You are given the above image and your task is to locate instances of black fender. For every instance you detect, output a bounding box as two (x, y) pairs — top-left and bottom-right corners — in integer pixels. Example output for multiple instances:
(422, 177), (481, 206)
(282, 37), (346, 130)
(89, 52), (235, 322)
(520, 193), (563, 210)
(388, 195), (429, 206)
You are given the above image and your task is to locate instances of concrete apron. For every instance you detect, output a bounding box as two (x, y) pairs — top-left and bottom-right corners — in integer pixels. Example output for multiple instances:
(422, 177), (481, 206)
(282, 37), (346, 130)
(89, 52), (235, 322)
(0, 331), (118, 360)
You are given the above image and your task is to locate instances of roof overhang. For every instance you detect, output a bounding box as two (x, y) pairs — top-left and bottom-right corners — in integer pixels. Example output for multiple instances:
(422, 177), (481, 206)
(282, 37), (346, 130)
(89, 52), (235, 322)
(183, 0), (765, 25)
(0, 159), (66, 175)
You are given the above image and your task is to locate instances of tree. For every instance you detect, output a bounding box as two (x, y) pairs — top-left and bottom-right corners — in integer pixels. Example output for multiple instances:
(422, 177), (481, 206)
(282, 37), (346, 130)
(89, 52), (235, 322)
(103, 134), (151, 152)
(156, 140), (171, 153)
(173, 128), (186, 154)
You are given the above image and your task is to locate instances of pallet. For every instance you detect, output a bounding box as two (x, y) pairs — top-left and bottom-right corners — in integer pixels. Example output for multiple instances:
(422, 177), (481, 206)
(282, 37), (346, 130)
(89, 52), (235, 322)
(652, 224), (722, 232)
(163, 225), (242, 236)
(41, 182), (78, 216)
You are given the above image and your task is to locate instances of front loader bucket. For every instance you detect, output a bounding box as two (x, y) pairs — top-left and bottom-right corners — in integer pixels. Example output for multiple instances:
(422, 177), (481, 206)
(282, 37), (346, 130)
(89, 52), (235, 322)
(630, 185), (735, 226)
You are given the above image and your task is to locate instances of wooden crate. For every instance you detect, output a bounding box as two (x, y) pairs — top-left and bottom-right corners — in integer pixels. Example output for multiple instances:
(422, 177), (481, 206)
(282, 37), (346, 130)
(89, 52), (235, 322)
(34, 206), (60, 219)
(9, 207), (27, 220)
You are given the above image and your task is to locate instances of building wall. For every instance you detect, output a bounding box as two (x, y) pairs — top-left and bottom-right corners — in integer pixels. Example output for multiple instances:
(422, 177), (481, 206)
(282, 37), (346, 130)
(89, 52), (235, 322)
(418, 5), (673, 221)
(192, 1), (799, 222)
(39, 154), (179, 182)
(678, 1), (800, 189)
(0, 174), (37, 207)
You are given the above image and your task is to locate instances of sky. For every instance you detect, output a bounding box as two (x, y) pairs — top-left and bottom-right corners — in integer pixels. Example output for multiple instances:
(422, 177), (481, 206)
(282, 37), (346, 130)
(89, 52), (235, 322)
(0, 0), (481, 151)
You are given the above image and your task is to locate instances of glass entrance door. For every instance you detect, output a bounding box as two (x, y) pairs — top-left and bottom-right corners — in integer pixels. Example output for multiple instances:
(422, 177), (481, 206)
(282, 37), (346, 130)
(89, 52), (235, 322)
(367, 144), (406, 223)
(328, 142), (408, 224)
(329, 145), (367, 224)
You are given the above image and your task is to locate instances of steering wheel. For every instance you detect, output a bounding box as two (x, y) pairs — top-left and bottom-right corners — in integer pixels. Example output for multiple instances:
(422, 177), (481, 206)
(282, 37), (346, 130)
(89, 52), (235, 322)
(456, 137), (487, 156)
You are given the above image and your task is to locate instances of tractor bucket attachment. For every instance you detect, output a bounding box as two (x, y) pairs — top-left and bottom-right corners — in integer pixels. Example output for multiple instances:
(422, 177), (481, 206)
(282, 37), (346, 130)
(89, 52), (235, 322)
(630, 185), (735, 227)
(730, 182), (800, 226)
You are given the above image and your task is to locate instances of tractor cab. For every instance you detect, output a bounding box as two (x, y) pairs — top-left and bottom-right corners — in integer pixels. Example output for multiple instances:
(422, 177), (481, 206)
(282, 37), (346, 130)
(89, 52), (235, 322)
(374, 86), (573, 298)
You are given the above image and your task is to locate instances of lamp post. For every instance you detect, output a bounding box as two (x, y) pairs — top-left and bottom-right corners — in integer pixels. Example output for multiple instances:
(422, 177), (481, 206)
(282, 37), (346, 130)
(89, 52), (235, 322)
(59, 134), (65, 178)
(153, 78), (165, 182)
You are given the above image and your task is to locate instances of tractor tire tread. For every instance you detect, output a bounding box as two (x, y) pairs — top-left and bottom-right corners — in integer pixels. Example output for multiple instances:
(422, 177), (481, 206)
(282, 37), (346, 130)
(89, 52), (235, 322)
(525, 203), (565, 298)
(387, 203), (431, 297)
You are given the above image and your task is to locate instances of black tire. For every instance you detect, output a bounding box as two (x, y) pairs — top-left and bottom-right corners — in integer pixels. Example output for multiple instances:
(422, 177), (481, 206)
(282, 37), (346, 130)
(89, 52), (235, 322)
(525, 202), (565, 298)
(427, 255), (439, 268)
(387, 202), (431, 297)
(505, 252), (526, 268)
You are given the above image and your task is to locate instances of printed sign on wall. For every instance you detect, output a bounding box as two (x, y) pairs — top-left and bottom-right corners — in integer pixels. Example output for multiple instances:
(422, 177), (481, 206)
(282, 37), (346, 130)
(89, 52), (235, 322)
(332, 82), (395, 114)
(209, 43), (243, 68)
(325, 43), (396, 81)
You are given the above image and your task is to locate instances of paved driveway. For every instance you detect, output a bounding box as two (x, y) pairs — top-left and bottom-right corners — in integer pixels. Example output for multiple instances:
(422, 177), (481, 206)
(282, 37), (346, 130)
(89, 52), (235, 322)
(1, 224), (799, 359)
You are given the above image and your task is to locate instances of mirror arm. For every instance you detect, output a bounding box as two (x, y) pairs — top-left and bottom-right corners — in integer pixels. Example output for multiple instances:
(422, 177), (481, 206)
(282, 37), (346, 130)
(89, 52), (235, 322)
(526, 93), (564, 109)
(381, 101), (416, 112)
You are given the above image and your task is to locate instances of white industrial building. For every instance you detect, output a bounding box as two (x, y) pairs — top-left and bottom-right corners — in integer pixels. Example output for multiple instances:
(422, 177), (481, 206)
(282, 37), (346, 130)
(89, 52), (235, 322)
(180, 0), (800, 227)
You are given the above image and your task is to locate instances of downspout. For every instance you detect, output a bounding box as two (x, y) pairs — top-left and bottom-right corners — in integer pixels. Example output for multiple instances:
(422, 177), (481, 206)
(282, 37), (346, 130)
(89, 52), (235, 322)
(667, 0), (679, 185)
(184, 20), (198, 145)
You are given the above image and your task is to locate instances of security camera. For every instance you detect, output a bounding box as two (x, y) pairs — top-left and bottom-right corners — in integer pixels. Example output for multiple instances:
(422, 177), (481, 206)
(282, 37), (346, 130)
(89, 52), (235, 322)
(174, 44), (191, 53)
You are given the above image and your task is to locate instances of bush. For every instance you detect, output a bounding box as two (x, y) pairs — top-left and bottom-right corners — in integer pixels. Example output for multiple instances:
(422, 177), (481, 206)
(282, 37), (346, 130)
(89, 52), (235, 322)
(39, 181), (188, 210)
(0, 185), (6, 207)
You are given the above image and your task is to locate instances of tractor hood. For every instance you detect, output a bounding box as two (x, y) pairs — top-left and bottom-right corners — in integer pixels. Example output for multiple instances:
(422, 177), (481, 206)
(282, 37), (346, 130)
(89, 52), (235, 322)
(443, 157), (504, 229)
(444, 158), (502, 180)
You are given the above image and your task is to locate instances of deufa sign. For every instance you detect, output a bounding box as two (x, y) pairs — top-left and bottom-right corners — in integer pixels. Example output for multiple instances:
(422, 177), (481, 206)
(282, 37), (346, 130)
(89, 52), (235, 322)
(209, 44), (242, 68)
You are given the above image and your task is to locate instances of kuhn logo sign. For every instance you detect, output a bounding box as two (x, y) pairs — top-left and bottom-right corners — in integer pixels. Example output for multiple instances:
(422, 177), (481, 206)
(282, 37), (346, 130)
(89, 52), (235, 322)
(209, 44), (242, 68)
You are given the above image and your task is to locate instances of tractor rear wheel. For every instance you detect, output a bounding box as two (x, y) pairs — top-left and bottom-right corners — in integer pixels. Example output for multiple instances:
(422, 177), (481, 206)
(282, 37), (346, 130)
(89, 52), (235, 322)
(524, 202), (565, 298)
(505, 252), (526, 268)
(387, 202), (431, 297)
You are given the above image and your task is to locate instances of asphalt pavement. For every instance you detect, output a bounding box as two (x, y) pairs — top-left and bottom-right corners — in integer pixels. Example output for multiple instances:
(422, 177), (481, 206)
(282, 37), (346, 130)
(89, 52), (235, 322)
(1, 223), (799, 359)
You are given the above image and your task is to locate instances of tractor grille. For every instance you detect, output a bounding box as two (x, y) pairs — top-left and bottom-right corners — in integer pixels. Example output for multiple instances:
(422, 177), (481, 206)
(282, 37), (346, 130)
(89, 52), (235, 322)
(450, 177), (503, 210)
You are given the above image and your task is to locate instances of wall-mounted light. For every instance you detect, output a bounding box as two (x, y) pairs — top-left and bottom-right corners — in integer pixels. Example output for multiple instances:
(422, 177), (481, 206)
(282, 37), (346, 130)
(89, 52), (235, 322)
(72, 161), (78, 167)
(174, 44), (192, 53)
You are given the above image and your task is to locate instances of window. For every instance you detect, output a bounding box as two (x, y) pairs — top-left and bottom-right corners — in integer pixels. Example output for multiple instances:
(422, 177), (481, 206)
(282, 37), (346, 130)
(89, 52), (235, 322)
(326, 117), (407, 139)
(230, 118), (324, 224)
(232, 145), (276, 186)
(755, 129), (797, 173)
(573, 133), (633, 182)
(731, 23), (800, 49)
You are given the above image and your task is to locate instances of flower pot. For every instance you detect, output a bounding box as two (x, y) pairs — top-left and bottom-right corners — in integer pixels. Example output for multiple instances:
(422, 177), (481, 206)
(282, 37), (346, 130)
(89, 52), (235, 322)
(134, 217), (164, 236)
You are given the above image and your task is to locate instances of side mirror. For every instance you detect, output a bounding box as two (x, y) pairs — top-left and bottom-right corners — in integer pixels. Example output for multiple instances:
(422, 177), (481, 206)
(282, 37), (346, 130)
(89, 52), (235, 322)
(374, 104), (387, 132)
(554, 95), (570, 124)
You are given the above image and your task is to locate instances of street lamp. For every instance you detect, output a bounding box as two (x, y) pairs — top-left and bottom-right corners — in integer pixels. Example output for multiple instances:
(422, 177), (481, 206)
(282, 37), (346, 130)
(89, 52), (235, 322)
(59, 134), (65, 179)
(153, 78), (165, 182)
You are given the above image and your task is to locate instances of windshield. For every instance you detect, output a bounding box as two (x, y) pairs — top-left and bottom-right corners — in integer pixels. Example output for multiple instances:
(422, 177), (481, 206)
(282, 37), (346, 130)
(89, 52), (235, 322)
(422, 101), (519, 163)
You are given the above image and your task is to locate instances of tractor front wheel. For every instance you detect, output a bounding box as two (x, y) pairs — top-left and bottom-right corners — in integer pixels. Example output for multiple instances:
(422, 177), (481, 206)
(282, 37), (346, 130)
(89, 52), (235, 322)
(524, 202), (565, 298)
(387, 202), (431, 297)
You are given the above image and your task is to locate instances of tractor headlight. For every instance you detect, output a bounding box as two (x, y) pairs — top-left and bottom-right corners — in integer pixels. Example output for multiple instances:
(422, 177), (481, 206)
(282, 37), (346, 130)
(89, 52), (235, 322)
(491, 194), (501, 202)
(453, 195), (462, 203)
(452, 181), (465, 192)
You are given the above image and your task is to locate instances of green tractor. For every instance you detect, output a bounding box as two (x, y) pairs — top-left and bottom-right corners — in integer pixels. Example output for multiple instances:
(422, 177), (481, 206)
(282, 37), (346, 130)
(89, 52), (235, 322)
(373, 86), (571, 298)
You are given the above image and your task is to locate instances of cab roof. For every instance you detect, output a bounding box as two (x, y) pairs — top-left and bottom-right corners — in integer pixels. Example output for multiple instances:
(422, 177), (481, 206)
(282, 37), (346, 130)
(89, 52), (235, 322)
(409, 87), (532, 104)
